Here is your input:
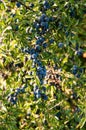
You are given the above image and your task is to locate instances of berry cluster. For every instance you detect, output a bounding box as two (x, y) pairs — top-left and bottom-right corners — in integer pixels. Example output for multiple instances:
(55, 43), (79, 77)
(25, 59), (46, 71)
(33, 85), (48, 100)
(29, 45), (46, 85)
(7, 85), (27, 104)
(7, 0), (85, 106)
(33, 13), (50, 35)
(26, 3), (56, 99)
(72, 65), (84, 78)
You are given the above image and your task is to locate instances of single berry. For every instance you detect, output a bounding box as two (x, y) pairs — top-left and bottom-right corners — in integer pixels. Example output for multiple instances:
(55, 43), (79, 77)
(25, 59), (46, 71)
(16, 2), (21, 8)
(58, 42), (64, 48)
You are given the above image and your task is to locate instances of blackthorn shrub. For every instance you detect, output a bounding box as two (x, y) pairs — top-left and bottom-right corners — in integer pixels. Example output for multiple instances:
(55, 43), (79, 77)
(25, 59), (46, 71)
(0, 0), (86, 130)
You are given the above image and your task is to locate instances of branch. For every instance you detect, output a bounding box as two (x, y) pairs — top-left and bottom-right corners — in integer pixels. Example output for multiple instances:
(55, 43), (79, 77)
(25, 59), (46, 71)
(48, 100), (63, 111)
(10, 0), (35, 12)
(18, 1), (32, 10)
(1, 0), (7, 9)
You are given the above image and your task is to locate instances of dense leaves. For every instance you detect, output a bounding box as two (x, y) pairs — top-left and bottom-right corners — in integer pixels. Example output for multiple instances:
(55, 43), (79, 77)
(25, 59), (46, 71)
(0, 0), (86, 130)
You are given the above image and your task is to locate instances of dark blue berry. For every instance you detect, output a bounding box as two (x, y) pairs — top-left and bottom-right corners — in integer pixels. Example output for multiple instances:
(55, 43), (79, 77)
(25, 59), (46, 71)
(72, 65), (78, 75)
(43, 1), (50, 10)
(40, 14), (46, 22)
(31, 53), (38, 59)
(49, 16), (55, 22)
(30, 48), (35, 54)
(41, 94), (48, 100)
(77, 49), (83, 56)
(15, 25), (18, 31)
(79, 68), (84, 73)
(35, 45), (41, 52)
(16, 2), (21, 8)
(58, 42), (64, 48)
(76, 73), (80, 78)
(55, 112), (61, 120)
(49, 39), (54, 44)
(42, 86), (46, 92)
(29, 3), (34, 8)
(43, 43), (47, 48)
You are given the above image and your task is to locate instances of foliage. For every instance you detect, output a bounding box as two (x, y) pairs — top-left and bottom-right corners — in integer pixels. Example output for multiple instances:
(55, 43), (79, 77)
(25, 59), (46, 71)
(0, 0), (86, 130)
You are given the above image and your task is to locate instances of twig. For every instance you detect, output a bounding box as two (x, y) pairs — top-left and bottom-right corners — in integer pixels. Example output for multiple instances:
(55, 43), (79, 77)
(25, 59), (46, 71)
(48, 100), (63, 111)
(18, 1), (32, 10)
(10, 0), (35, 12)
(1, 0), (7, 9)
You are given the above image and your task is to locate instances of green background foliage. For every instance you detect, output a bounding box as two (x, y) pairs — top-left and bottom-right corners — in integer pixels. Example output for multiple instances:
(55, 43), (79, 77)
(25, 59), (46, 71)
(0, 0), (86, 130)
